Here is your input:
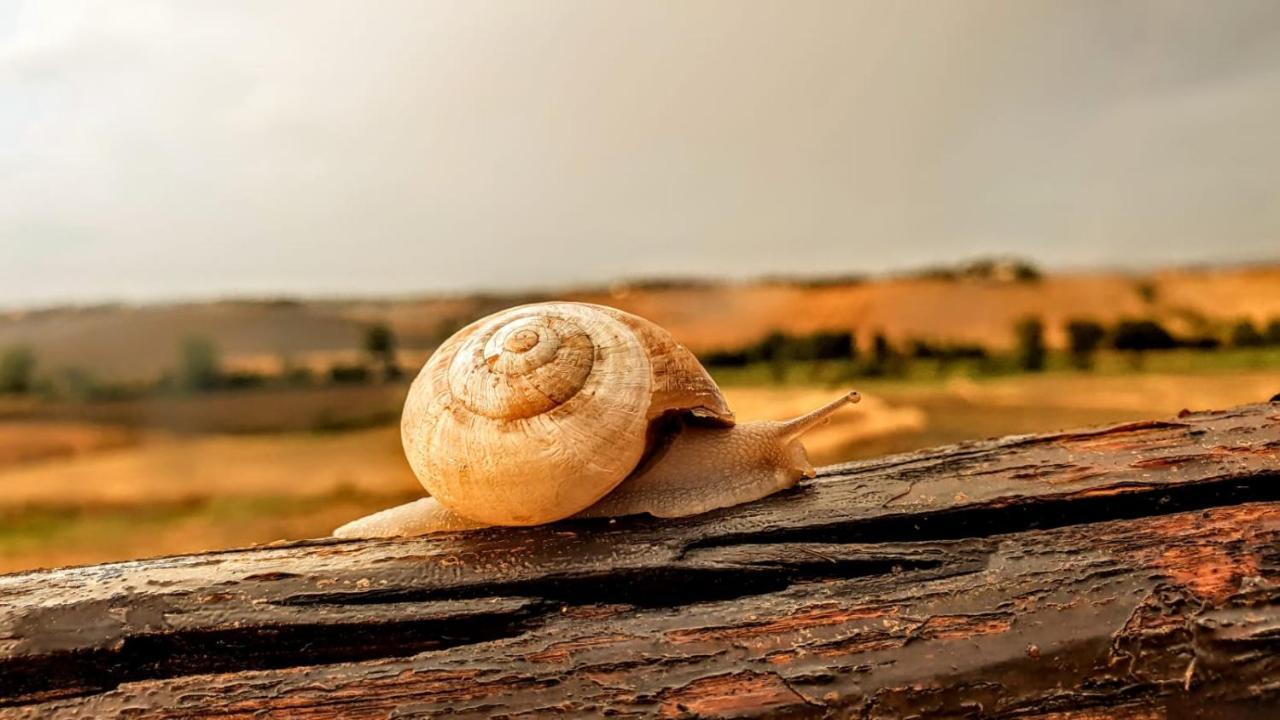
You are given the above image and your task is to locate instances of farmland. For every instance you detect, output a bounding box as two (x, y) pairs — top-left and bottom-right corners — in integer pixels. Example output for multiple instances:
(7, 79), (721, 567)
(1, 262), (1278, 574)
(3, 264), (1279, 385)
(2, 370), (1276, 573)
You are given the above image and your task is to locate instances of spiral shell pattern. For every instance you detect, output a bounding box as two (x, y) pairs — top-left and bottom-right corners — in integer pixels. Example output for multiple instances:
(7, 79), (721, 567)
(401, 302), (732, 526)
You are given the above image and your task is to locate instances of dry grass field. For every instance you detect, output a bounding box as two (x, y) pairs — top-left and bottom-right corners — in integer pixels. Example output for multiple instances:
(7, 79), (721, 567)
(0, 266), (1276, 573)
(2, 371), (1275, 574)
(3, 265), (1278, 382)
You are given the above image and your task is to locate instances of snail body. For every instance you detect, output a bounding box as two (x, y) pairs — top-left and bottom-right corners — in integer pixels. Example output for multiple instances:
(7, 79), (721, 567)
(334, 302), (859, 538)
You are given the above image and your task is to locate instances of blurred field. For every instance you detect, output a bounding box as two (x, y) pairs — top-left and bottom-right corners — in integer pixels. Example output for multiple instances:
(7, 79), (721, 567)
(1, 370), (1275, 574)
(4, 265), (1279, 383)
(1, 267), (1276, 574)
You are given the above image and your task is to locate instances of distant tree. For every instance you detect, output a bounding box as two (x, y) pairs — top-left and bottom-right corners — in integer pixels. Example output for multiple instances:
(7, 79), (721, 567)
(865, 333), (903, 377)
(1112, 320), (1177, 356)
(756, 331), (792, 381)
(329, 363), (371, 385)
(0, 346), (37, 394)
(753, 331), (791, 363)
(221, 371), (267, 390)
(1133, 280), (1159, 305)
(1012, 261), (1042, 282)
(700, 348), (751, 368)
(178, 337), (222, 392)
(702, 329), (856, 370)
(1266, 318), (1280, 346)
(1229, 319), (1265, 348)
(907, 339), (938, 360)
(1181, 336), (1221, 351)
(363, 324), (401, 380)
(1065, 320), (1106, 370)
(808, 331), (856, 361)
(963, 259), (996, 280)
(950, 344), (989, 360)
(1014, 317), (1046, 372)
(279, 356), (315, 387)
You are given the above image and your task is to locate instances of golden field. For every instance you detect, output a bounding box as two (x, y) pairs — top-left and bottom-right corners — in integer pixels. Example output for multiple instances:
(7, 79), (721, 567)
(3, 265), (1279, 382)
(1, 265), (1278, 574)
(2, 371), (1276, 574)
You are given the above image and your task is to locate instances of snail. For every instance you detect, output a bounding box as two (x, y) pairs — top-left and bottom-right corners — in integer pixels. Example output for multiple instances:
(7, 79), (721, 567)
(334, 302), (860, 538)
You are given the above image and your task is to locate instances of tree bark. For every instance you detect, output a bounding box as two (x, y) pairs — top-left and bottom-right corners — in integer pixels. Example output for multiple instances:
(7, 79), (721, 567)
(1, 401), (1278, 718)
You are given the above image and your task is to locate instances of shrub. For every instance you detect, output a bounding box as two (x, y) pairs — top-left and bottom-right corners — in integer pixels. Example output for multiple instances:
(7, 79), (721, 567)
(1133, 280), (1159, 304)
(1014, 317), (1046, 372)
(947, 344), (989, 360)
(329, 363), (372, 384)
(364, 323), (401, 379)
(1181, 336), (1222, 351)
(755, 331), (792, 363)
(1011, 262), (1042, 282)
(221, 371), (267, 390)
(1112, 320), (1177, 352)
(1266, 318), (1280, 346)
(700, 348), (752, 368)
(907, 340), (938, 359)
(701, 329), (857, 368)
(177, 337), (222, 392)
(807, 330), (856, 361)
(1065, 320), (1106, 370)
(1229, 319), (1265, 348)
(0, 346), (36, 394)
(907, 340), (988, 362)
(864, 333), (904, 377)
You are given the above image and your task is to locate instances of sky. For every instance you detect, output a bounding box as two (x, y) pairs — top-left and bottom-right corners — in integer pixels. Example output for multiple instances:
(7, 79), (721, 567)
(2, 1), (1279, 308)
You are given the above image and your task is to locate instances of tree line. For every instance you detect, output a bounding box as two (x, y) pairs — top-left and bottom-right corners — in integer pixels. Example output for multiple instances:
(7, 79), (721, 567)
(698, 315), (1280, 376)
(3, 314), (1279, 400)
(0, 324), (404, 401)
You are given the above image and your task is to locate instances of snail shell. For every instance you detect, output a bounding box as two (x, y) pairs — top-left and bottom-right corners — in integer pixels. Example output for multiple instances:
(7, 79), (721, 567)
(401, 302), (733, 526)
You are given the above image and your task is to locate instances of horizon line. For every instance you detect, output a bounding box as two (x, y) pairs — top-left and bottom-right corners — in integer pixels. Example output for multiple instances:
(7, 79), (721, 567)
(3, 254), (1278, 315)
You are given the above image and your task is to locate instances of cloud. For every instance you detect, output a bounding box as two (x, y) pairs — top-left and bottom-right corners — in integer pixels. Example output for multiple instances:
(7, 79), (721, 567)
(2, 0), (1279, 307)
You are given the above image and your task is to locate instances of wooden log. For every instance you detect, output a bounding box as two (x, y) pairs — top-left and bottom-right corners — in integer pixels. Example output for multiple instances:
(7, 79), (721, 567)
(1, 401), (1278, 718)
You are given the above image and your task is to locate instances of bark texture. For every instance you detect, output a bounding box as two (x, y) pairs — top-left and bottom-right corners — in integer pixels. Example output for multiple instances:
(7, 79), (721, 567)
(1, 401), (1279, 718)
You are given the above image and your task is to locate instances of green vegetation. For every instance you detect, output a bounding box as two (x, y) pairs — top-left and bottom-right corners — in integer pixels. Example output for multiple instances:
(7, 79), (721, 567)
(1014, 317), (1046, 372)
(865, 333), (906, 377)
(16, 307), (1280, 404)
(1112, 319), (1178, 352)
(363, 323), (401, 379)
(329, 363), (372, 384)
(703, 329), (857, 367)
(279, 356), (315, 387)
(703, 314), (1280, 386)
(178, 336), (222, 392)
(912, 257), (1042, 283)
(0, 346), (36, 394)
(1133, 279), (1159, 305)
(1065, 320), (1106, 370)
(1230, 319), (1265, 348)
(1267, 319), (1280, 345)
(34, 367), (155, 403)
(29, 324), (411, 403)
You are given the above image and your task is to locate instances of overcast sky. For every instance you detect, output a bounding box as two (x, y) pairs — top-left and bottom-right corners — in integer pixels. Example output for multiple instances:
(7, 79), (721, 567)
(2, 1), (1279, 307)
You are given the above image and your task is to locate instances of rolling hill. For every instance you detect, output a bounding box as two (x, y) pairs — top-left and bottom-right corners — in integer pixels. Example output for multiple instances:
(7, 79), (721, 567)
(2, 264), (1278, 383)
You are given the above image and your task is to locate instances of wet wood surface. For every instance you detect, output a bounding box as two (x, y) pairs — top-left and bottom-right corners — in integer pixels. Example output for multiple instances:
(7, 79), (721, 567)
(1, 401), (1278, 718)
